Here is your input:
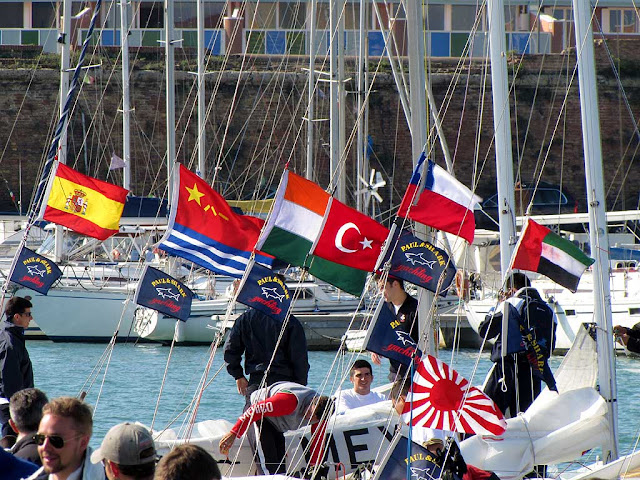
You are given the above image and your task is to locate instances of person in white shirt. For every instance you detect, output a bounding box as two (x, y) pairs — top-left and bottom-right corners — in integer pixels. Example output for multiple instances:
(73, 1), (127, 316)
(335, 360), (386, 414)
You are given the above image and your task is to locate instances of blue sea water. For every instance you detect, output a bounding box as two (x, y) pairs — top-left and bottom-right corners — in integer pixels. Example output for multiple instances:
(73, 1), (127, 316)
(27, 341), (640, 458)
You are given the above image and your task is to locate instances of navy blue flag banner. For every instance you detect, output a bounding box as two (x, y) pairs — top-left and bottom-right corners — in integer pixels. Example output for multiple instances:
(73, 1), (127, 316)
(236, 262), (291, 323)
(375, 434), (443, 480)
(134, 266), (193, 322)
(363, 298), (422, 366)
(499, 303), (557, 392)
(384, 229), (456, 295)
(9, 247), (62, 295)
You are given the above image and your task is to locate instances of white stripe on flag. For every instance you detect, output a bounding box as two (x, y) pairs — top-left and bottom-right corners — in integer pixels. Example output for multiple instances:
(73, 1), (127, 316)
(161, 239), (246, 277)
(273, 199), (323, 243)
(541, 243), (588, 278)
(431, 163), (482, 210)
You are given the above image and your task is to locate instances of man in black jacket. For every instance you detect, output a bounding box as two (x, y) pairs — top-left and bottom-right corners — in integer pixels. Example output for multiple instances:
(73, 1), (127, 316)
(0, 296), (34, 437)
(614, 323), (640, 353)
(223, 306), (309, 404)
(9, 388), (48, 465)
(479, 273), (556, 417)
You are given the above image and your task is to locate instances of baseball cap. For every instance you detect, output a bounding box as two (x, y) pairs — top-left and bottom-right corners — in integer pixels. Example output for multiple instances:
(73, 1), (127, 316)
(91, 423), (156, 466)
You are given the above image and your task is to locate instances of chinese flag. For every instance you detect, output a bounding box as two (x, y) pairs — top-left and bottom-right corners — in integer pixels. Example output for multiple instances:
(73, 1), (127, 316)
(42, 163), (128, 240)
(312, 198), (389, 271)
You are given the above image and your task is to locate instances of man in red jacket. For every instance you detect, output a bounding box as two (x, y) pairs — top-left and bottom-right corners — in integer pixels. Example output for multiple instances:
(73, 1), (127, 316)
(219, 382), (333, 476)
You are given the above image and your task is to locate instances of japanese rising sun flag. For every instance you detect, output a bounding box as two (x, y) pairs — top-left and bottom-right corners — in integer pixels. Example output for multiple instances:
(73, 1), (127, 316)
(158, 164), (272, 278)
(398, 153), (481, 244)
(41, 163), (128, 240)
(256, 170), (368, 295)
(511, 218), (595, 292)
(402, 355), (506, 436)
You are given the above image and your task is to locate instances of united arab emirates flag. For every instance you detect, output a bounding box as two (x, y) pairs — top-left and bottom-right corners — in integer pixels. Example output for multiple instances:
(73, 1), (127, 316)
(511, 218), (595, 292)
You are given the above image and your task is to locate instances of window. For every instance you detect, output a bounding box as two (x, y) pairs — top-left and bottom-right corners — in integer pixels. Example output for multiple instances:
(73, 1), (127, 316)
(0, 3), (23, 27)
(425, 4), (444, 31)
(279, 2), (306, 29)
(103, 2), (121, 29)
(245, 3), (276, 29)
(204, 3), (225, 28)
(139, 2), (163, 28)
(451, 5), (483, 31)
(33, 2), (56, 28)
(609, 9), (638, 34)
(175, 2), (197, 27)
(343, 4), (360, 30)
(315, 4), (329, 29)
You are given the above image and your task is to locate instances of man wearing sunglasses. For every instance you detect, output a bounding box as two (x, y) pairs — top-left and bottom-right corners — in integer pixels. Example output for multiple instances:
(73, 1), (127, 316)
(0, 296), (34, 438)
(25, 397), (105, 480)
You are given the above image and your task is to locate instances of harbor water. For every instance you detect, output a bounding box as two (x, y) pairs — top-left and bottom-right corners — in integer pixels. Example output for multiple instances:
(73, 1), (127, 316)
(28, 341), (640, 458)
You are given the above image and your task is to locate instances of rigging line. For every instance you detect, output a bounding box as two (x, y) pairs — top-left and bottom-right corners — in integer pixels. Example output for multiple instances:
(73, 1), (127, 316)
(151, 326), (179, 432)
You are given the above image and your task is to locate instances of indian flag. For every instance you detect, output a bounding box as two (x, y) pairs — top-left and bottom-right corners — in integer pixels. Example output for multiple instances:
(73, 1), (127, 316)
(511, 218), (595, 292)
(257, 171), (367, 295)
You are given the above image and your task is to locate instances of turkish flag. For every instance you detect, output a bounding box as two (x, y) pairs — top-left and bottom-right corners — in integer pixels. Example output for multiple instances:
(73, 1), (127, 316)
(312, 198), (389, 271)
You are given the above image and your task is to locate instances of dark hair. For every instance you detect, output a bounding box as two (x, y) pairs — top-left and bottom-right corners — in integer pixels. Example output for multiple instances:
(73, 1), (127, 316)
(312, 395), (335, 421)
(350, 359), (373, 375)
(118, 462), (156, 479)
(505, 272), (530, 290)
(374, 273), (405, 289)
(390, 379), (410, 402)
(42, 397), (93, 436)
(5, 296), (32, 322)
(9, 388), (48, 433)
(154, 444), (221, 480)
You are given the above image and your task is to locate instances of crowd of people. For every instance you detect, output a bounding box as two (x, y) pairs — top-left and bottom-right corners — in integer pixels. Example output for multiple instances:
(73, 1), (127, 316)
(3, 265), (622, 480)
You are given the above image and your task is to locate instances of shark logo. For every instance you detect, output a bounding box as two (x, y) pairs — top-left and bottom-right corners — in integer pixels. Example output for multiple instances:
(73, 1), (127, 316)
(156, 287), (180, 301)
(410, 466), (440, 480)
(396, 330), (417, 347)
(405, 252), (436, 268)
(26, 265), (46, 277)
(261, 287), (284, 302)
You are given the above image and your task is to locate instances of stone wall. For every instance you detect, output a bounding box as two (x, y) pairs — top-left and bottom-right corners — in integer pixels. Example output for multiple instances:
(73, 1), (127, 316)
(0, 39), (639, 217)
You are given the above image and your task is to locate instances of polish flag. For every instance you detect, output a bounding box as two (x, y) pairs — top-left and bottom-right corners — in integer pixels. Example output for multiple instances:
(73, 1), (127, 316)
(398, 153), (481, 244)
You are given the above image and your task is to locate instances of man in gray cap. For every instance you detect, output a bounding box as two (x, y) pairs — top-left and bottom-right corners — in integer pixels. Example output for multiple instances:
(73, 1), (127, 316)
(91, 423), (156, 480)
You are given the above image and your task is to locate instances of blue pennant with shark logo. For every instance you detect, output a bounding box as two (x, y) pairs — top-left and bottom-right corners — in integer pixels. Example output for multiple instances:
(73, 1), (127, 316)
(134, 266), (193, 322)
(236, 262), (291, 323)
(10, 247), (62, 295)
(364, 298), (422, 366)
(383, 228), (456, 295)
(377, 435), (444, 480)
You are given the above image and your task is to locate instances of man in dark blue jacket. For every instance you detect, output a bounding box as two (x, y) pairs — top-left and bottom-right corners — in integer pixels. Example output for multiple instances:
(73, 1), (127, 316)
(479, 273), (556, 418)
(0, 296), (34, 437)
(223, 307), (309, 404)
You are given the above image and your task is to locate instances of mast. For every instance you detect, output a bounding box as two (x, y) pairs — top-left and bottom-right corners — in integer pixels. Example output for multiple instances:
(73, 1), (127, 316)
(196, 0), (206, 177)
(120, 0), (131, 190)
(164, 0), (176, 200)
(487, 0), (516, 278)
(306, 0), (316, 180)
(571, 0), (618, 461)
(54, 0), (72, 262)
(329, 0), (346, 201)
(356, 0), (369, 212)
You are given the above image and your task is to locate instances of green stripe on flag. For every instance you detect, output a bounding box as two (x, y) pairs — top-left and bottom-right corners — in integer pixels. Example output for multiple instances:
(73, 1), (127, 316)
(308, 256), (368, 296)
(543, 230), (595, 267)
(261, 227), (313, 267)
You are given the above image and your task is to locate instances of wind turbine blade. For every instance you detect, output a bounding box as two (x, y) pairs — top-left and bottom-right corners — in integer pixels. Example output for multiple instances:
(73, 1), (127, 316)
(372, 180), (387, 189)
(369, 169), (376, 185)
(358, 175), (369, 188)
(372, 191), (383, 203)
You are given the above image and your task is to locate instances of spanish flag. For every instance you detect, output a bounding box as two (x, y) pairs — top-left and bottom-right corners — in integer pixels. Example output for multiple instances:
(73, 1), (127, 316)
(42, 163), (129, 240)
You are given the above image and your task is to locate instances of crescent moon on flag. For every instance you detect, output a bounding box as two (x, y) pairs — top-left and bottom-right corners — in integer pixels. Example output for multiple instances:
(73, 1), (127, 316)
(335, 223), (360, 253)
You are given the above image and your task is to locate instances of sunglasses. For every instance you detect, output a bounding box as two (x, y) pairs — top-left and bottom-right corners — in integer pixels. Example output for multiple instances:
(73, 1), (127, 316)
(34, 433), (83, 449)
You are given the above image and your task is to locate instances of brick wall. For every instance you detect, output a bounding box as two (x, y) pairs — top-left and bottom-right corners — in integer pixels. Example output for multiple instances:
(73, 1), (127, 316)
(1, 40), (640, 217)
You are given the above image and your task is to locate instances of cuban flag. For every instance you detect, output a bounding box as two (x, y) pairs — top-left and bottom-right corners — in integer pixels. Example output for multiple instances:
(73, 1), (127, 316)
(398, 153), (481, 244)
(236, 263), (291, 323)
(9, 247), (62, 295)
(383, 228), (457, 295)
(363, 298), (422, 366)
(158, 164), (273, 278)
(134, 266), (193, 322)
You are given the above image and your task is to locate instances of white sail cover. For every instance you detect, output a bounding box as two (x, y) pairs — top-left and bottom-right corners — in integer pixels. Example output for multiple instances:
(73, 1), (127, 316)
(460, 325), (609, 479)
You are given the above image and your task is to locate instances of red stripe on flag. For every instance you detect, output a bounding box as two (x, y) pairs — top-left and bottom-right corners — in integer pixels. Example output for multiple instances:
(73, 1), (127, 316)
(408, 190), (476, 244)
(512, 219), (551, 272)
(43, 206), (118, 241)
(56, 163), (128, 202)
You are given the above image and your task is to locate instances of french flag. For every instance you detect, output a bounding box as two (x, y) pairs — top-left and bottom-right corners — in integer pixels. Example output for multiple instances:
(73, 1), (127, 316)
(398, 153), (481, 244)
